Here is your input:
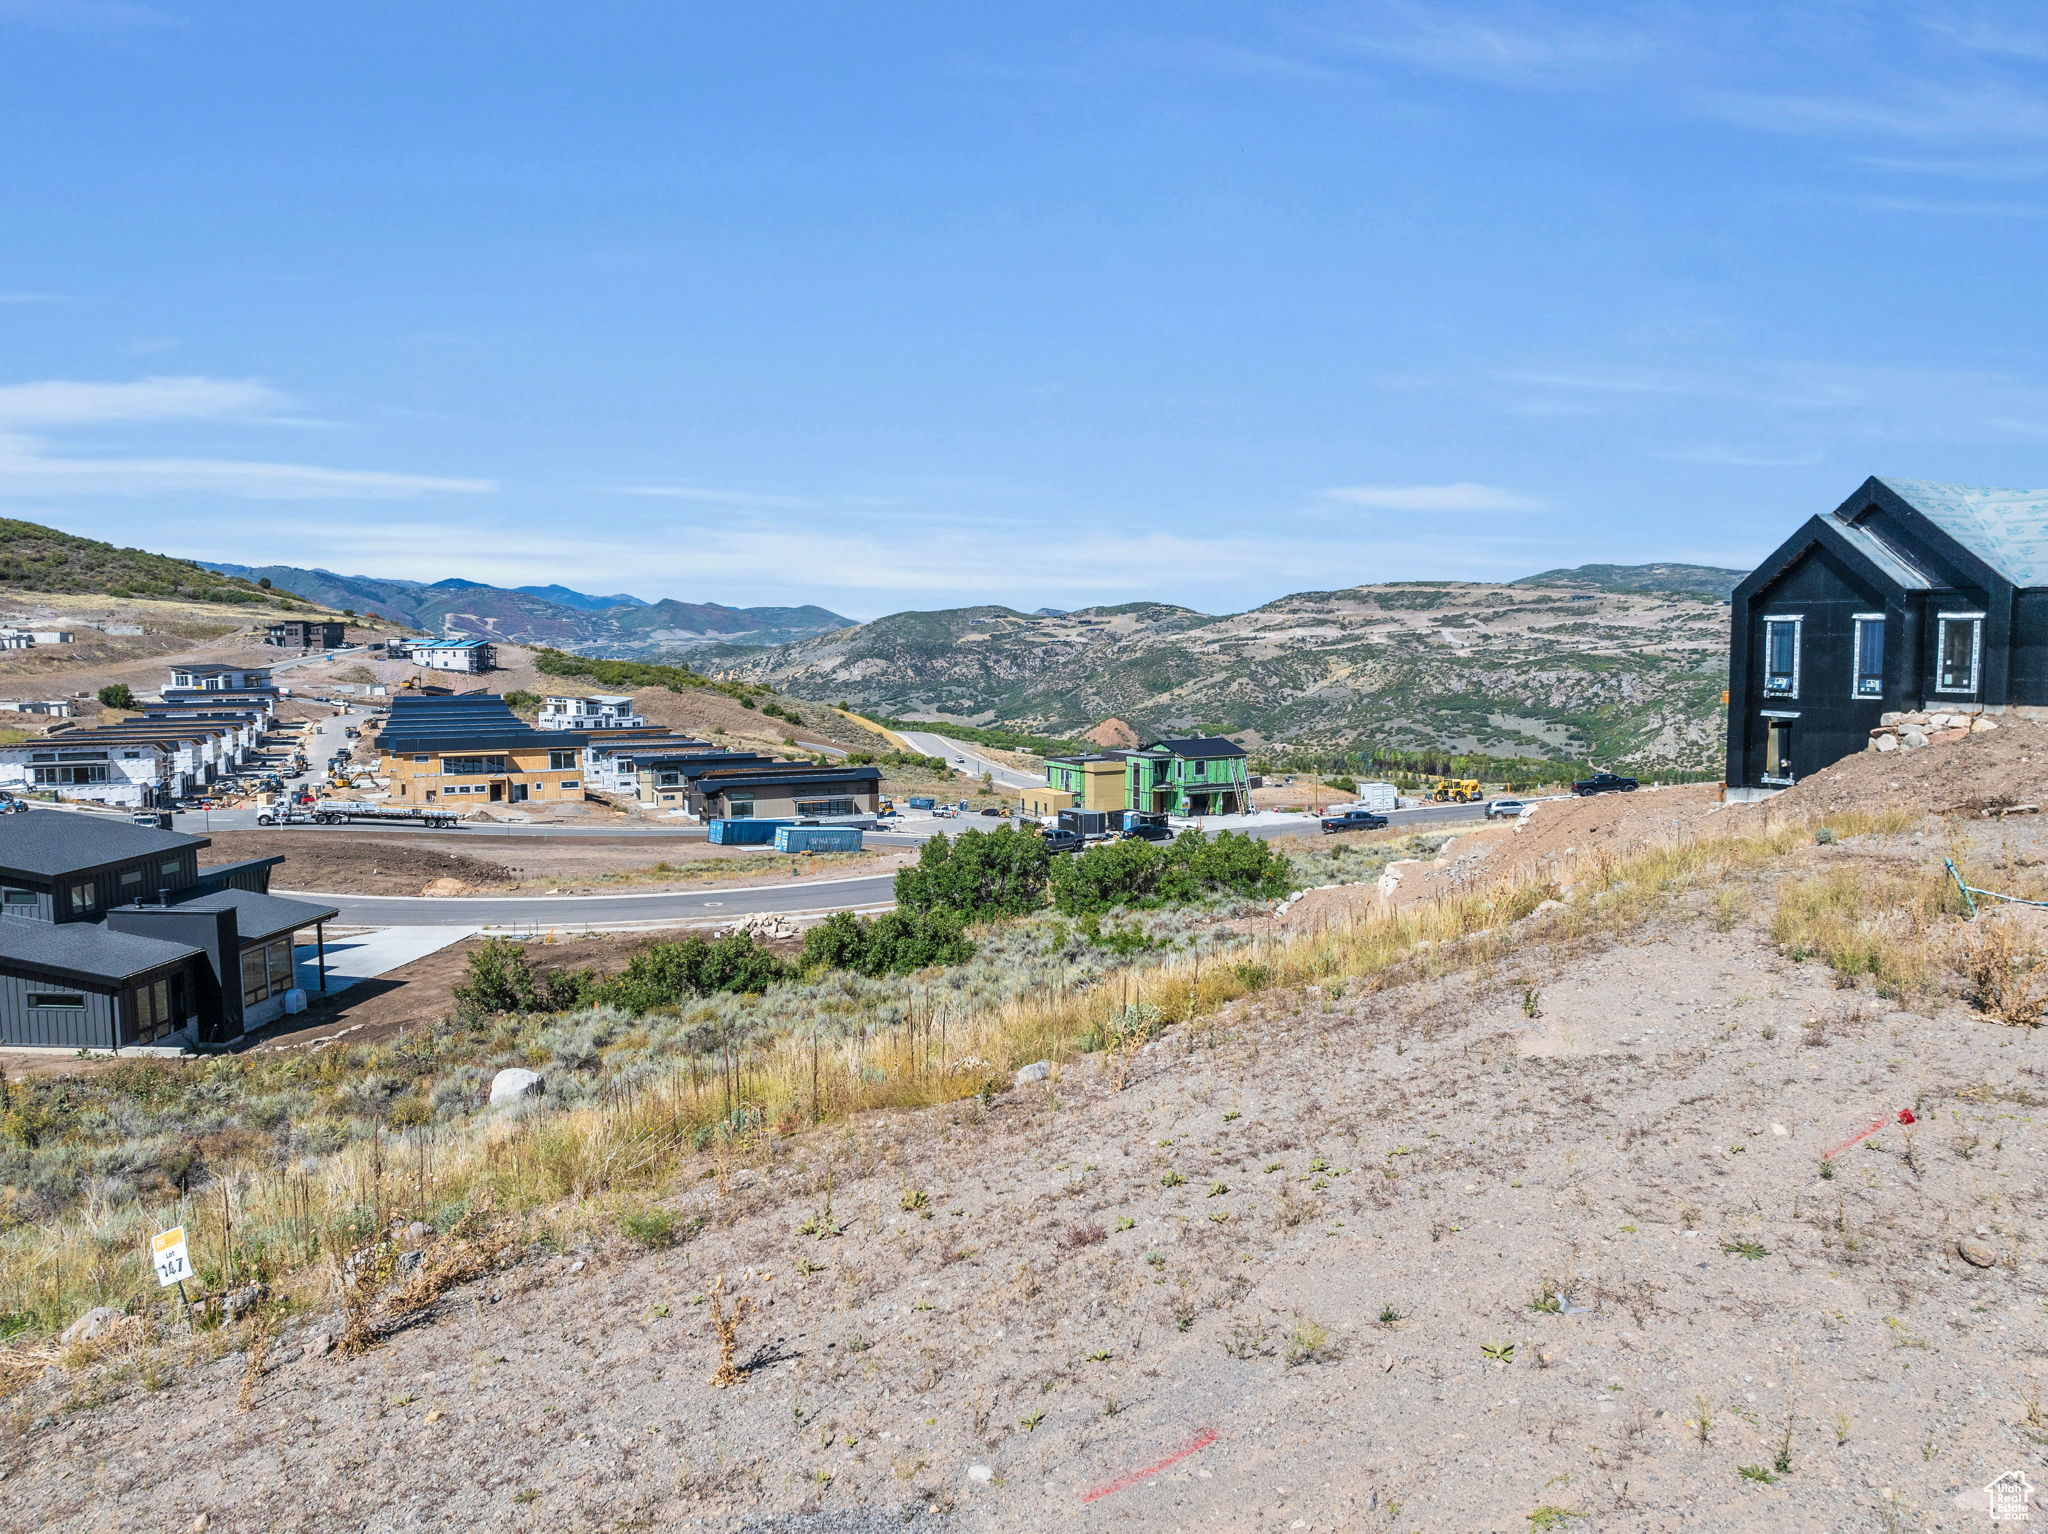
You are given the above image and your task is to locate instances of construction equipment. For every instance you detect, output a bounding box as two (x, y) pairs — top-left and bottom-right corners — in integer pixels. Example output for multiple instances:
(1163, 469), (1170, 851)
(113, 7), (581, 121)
(1427, 778), (1485, 804)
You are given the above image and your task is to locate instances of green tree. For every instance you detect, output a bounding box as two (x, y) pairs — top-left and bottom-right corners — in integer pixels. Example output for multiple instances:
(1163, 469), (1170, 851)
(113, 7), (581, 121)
(894, 826), (1050, 919)
(96, 683), (135, 711)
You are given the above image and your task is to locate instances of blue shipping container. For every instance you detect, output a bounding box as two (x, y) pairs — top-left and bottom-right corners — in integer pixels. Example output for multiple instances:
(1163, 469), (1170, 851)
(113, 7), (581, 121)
(707, 818), (791, 845)
(906, 796), (935, 809)
(774, 825), (864, 854)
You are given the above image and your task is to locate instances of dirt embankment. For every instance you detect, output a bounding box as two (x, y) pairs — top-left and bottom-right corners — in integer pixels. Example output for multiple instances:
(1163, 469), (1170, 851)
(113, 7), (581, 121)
(1751, 715), (2048, 820)
(8, 912), (2043, 1532)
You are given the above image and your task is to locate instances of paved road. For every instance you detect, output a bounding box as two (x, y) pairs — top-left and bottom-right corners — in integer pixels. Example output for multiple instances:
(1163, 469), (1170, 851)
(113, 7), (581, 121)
(293, 871), (903, 928)
(278, 802), (1493, 927)
(892, 730), (1045, 792)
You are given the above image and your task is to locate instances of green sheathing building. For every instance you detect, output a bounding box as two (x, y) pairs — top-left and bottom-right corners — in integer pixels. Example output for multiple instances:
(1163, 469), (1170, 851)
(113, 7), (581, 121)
(1124, 737), (1249, 815)
(1041, 753), (1131, 812)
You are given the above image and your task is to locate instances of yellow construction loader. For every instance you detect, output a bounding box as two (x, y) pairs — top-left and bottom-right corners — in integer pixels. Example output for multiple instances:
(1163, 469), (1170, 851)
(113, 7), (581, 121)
(1427, 778), (1485, 803)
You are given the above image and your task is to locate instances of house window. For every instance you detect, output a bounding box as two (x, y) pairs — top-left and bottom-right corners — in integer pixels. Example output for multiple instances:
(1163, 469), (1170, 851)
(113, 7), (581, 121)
(26, 992), (84, 1010)
(1852, 615), (1885, 698)
(1937, 613), (1983, 693)
(795, 798), (856, 816)
(559, 780), (579, 789)
(1762, 617), (1801, 696)
(2, 888), (36, 905)
(69, 882), (95, 912)
(120, 869), (143, 891)
(132, 977), (176, 1044)
(32, 764), (108, 785)
(1763, 719), (1795, 784)
(726, 796), (756, 819)
(655, 771), (682, 788)
(548, 750), (578, 771)
(242, 940), (294, 1006)
(441, 755), (507, 776)
(412, 755), (429, 763)
(159, 858), (183, 879)
(1190, 760), (1207, 779)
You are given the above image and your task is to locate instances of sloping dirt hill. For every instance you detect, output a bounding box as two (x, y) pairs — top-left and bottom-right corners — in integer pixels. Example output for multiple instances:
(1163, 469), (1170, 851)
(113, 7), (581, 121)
(5, 876), (2042, 1532)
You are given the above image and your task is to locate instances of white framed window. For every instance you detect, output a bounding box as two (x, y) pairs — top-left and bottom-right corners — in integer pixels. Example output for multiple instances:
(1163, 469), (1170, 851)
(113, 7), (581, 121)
(1762, 616), (1801, 697)
(559, 780), (579, 789)
(1936, 612), (1983, 694)
(1851, 614), (1885, 698)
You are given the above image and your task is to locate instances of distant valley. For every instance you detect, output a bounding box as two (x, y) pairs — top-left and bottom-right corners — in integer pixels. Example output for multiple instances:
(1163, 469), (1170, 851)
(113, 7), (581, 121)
(197, 561), (853, 656)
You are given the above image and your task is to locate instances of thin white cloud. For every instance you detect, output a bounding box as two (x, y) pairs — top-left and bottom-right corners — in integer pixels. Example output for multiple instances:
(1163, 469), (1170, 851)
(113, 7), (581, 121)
(0, 0), (171, 25)
(0, 375), (287, 427)
(1323, 482), (1545, 512)
(1858, 154), (2048, 181)
(0, 292), (60, 305)
(0, 374), (493, 500)
(1332, 2), (1661, 86)
(1705, 82), (2048, 140)
(1845, 193), (2048, 218)
(0, 435), (492, 499)
(611, 484), (823, 510)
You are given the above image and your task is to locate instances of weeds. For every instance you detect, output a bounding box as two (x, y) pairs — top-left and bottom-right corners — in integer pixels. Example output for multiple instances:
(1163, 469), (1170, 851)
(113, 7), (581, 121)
(1959, 918), (2048, 1026)
(704, 1276), (752, 1388)
(1282, 1316), (1342, 1367)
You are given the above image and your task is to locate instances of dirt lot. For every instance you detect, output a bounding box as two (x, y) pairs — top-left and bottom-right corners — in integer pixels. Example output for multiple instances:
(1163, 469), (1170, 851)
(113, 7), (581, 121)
(1749, 715), (2048, 820)
(5, 897), (2042, 1532)
(205, 828), (913, 897)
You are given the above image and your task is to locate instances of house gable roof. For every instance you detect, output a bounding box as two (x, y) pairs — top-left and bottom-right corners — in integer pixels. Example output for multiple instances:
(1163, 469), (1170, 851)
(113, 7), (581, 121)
(1863, 477), (2048, 588)
(0, 810), (208, 881)
(0, 919), (202, 984)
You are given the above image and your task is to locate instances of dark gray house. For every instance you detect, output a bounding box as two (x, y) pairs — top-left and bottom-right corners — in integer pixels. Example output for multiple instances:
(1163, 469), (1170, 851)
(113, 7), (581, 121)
(0, 813), (336, 1050)
(1728, 476), (2048, 798)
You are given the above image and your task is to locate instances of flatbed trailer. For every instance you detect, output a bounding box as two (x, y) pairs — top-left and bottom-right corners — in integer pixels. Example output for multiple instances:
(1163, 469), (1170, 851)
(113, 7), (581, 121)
(309, 802), (463, 828)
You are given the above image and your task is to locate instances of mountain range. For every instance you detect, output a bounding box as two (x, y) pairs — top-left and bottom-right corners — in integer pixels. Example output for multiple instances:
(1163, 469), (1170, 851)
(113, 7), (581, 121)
(196, 562), (853, 655)
(706, 563), (1745, 771)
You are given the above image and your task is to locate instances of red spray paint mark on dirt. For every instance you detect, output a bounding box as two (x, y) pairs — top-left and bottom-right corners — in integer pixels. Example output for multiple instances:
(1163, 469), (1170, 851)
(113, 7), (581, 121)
(1822, 1109), (1917, 1161)
(1080, 1428), (1220, 1504)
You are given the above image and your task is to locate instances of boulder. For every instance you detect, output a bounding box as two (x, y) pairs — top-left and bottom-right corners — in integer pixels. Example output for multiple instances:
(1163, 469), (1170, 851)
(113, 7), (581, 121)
(1957, 1238), (1998, 1269)
(59, 1306), (124, 1346)
(1901, 730), (1928, 750)
(488, 1067), (545, 1106)
(1872, 734), (1898, 752)
(219, 1282), (266, 1323)
(1013, 1061), (1053, 1086)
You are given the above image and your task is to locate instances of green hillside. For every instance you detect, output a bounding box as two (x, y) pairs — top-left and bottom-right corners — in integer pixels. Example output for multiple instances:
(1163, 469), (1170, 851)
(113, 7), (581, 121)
(0, 519), (285, 605)
(1512, 562), (1744, 598)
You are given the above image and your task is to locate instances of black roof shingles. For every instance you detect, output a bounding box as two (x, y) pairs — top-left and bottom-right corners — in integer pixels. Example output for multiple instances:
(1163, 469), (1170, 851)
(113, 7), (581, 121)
(0, 920), (200, 985)
(0, 810), (208, 880)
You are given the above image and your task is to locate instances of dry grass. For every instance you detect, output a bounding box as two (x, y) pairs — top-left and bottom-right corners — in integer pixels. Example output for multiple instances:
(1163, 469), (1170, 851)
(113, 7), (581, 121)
(1957, 918), (2048, 1027)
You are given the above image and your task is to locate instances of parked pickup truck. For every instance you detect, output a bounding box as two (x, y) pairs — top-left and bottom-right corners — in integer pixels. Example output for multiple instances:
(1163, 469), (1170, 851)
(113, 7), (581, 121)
(1571, 771), (1639, 797)
(1319, 808), (1390, 834)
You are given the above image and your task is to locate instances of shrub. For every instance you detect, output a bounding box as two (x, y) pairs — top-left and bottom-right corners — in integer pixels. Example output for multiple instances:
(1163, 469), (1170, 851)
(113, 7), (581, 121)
(619, 1207), (680, 1249)
(96, 683), (135, 711)
(597, 934), (791, 1012)
(452, 938), (539, 1013)
(802, 909), (975, 976)
(894, 826), (1049, 919)
(1050, 830), (1292, 914)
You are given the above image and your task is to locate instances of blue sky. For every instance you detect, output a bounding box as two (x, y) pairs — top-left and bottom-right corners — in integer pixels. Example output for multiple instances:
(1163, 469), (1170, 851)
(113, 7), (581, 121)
(5, 2), (2048, 618)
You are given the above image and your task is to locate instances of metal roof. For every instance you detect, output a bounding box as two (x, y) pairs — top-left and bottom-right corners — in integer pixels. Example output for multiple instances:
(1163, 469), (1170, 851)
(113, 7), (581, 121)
(1873, 477), (2048, 587)
(0, 919), (201, 985)
(696, 766), (883, 792)
(139, 888), (337, 943)
(0, 810), (208, 879)
(375, 693), (582, 752)
(407, 638), (494, 650)
(584, 735), (716, 756)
